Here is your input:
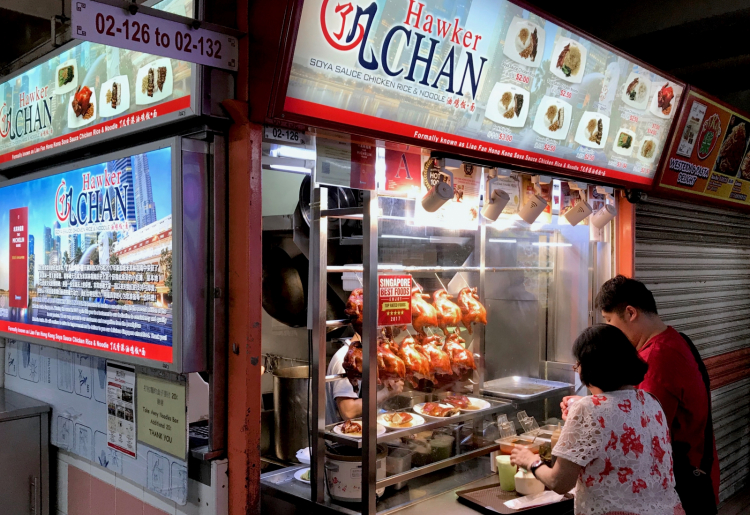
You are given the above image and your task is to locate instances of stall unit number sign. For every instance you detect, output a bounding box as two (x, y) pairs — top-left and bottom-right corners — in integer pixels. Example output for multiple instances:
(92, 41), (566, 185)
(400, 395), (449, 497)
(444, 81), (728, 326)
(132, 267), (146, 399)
(72, 0), (238, 71)
(378, 275), (412, 326)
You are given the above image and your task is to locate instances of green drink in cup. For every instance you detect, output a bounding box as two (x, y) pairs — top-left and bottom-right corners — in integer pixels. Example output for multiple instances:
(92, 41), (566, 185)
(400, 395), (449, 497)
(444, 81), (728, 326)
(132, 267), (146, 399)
(496, 455), (516, 491)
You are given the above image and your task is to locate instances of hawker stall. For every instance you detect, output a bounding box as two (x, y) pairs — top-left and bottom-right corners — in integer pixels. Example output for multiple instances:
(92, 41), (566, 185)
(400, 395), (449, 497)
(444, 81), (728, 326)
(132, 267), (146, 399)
(255, 0), (687, 512)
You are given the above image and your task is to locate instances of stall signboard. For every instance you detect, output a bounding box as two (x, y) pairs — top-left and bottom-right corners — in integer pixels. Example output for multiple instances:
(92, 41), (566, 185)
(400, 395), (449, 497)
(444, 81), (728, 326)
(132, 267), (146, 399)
(284, 0), (685, 188)
(0, 40), (194, 169)
(656, 88), (750, 207)
(378, 275), (412, 326)
(0, 146), (175, 363)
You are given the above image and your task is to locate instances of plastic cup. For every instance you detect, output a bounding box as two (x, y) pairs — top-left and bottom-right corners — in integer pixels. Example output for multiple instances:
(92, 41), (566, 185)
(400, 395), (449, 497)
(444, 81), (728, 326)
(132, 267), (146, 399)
(496, 455), (516, 492)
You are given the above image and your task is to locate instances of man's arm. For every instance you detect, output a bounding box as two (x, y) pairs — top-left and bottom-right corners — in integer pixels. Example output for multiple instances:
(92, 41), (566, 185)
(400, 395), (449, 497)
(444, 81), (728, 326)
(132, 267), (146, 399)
(335, 382), (405, 421)
(639, 347), (680, 425)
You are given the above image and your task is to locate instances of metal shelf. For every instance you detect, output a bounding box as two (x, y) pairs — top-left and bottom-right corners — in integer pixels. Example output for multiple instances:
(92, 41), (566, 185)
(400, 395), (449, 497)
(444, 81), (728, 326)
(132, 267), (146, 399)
(321, 207), (363, 219)
(326, 265), (553, 273)
(323, 397), (512, 448)
(376, 441), (499, 489)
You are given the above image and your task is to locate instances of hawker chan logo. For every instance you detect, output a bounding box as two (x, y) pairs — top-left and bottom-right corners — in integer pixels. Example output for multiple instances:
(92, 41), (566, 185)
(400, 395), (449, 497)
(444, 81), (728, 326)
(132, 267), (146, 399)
(318, 0), (488, 99)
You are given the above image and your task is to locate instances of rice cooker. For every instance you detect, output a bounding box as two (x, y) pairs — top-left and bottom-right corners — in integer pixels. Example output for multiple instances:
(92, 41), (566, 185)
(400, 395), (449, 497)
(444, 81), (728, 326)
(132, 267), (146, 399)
(324, 445), (387, 503)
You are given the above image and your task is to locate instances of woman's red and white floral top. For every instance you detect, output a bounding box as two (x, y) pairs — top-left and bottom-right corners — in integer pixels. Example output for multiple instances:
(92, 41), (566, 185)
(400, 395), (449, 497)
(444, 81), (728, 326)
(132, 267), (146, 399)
(552, 389), (684, 515)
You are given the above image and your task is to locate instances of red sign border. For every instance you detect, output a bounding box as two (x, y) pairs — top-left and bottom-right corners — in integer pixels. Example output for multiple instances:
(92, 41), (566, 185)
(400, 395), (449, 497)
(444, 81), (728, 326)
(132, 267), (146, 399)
(0, 320), (173, 362)
(285, 97), (657, 188)
(0, 95), (191, 166)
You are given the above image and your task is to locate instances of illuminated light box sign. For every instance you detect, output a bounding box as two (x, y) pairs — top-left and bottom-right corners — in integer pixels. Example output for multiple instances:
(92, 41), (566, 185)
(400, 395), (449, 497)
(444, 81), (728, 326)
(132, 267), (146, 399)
(0, 40), (194, 169)
(0, 147), (174, 362)
(657, 87), (750, 207)
(285, 0), (685, 187)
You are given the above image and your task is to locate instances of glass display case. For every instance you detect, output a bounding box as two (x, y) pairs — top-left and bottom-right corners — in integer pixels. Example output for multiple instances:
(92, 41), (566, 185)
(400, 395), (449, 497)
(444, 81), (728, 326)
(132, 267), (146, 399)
(260, 134), (616, 514)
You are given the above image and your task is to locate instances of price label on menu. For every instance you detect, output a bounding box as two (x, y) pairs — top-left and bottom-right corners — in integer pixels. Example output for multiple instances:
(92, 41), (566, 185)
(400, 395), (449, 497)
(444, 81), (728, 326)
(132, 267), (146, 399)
(514, 73), (530, 85)
(71, 0), (238, 71)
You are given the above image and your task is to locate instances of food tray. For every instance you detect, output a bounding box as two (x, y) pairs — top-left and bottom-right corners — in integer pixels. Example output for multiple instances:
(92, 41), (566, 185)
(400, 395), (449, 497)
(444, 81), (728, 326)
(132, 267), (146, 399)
(456, 484), (573, 514)
(481, 377), (573, 401)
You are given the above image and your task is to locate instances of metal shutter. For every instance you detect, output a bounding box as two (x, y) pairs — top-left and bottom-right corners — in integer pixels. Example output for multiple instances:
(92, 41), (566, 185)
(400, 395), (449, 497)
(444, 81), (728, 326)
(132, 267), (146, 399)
(635, 195), (750, 502)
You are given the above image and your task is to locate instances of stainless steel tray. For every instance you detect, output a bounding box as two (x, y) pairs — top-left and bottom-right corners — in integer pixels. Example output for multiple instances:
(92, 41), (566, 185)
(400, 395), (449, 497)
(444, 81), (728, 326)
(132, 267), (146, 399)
(481, 376), (573, 401)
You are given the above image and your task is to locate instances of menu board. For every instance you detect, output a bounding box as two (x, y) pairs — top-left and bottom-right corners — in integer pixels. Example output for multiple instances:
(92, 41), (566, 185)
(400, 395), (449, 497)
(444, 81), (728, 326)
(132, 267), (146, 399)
(0, 40), (194, 168)
(284, 0), (684, 187)
(657, 88), (750, 206)
(0, 146), (175, 363)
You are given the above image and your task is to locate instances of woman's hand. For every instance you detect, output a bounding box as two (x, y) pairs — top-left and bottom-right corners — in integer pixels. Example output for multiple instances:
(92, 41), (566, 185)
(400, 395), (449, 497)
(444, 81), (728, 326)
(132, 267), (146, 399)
(560, 395), (583, 421)
(510, 447), (539, 470)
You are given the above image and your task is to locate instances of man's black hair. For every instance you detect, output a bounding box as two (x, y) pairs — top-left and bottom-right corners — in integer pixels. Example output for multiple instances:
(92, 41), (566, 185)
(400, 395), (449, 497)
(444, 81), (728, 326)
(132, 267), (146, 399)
(595, 274), (658, 315)
(573, 324), (649, 391)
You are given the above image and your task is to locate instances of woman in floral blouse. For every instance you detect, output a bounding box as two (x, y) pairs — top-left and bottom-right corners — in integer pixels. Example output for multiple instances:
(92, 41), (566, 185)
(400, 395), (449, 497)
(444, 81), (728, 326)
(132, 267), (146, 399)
(511, 324), (685, 515)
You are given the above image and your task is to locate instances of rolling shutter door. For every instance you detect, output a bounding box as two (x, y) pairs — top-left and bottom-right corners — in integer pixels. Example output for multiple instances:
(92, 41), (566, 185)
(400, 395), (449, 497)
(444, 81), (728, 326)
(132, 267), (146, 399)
(635, 195), (750, 502)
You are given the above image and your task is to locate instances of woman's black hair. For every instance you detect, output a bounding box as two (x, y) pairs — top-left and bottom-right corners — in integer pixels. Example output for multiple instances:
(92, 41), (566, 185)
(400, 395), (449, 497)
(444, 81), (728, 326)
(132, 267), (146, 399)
(573, 324), (649, 392)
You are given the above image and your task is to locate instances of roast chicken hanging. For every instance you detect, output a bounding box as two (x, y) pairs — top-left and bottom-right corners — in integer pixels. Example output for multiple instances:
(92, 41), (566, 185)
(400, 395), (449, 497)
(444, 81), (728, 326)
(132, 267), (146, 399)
(397, 336), (434, 387)
(457, 287), (487, 334)
(444, 330), (477, 380)
(345, 288), (364, 335)
(377, 337), (406, 388)
(417, 334), (453, 379)
(433, 289), (462, 335)
(411, 285), (439, 335)
(342, 339), (364, 392)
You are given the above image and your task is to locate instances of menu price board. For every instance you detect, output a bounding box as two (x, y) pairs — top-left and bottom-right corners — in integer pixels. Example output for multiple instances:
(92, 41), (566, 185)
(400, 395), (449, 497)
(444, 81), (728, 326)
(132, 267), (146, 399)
(657, 88), (750, 207)
(0, 40), (194, 169)
(0, 146), (175, 363)
(284, 0), (684, 188)
(378, 275), (412, 326)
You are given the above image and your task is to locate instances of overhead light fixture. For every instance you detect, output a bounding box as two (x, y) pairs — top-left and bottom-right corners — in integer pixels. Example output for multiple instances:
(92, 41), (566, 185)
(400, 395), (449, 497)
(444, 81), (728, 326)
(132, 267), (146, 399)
(534, 242), (573, 248)
(421, 159), (454, 212)
(591, 204), (618, 228)
(381, 234), (429, 241)
(563, 201), (593, 226)
(270, 145), (316, 160)
(488, 238), (517, 243)
(563, 183), (593, 226)
(519, 193), (548, 224)
(481, 175), (511, 221)
(269, 164), (311, 174)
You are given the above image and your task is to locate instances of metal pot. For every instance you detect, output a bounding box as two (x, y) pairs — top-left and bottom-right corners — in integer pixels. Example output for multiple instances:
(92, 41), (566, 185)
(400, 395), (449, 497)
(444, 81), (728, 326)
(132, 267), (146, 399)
(273, 366), (311, 461)
(324, 444), (387, 503)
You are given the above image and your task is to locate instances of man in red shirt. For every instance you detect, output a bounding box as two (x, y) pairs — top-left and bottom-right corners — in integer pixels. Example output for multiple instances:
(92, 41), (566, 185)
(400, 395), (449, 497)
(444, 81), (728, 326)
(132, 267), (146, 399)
(564, 275), (718, 514)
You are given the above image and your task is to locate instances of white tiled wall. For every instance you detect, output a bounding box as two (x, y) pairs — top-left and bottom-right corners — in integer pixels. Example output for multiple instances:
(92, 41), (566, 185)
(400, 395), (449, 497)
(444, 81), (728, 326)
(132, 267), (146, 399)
(56, 448), (227, 515)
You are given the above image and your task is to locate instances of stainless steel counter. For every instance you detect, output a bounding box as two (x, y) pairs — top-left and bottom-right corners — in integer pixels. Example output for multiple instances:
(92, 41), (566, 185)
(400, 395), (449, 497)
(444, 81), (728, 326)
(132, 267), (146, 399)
(261, 456), (575, 515)
(0, 388), (50, 421)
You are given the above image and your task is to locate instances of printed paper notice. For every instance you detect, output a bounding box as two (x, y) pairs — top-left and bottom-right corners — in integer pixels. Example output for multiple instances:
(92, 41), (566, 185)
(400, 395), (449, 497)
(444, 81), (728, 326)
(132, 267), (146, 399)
(137, 374), (187, 459)
(107, 362), (137, 458)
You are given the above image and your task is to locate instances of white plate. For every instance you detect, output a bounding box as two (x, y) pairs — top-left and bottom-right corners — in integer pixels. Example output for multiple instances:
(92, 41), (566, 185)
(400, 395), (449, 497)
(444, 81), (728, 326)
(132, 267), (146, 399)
(378, 412), (426, 431)
(502, 17), (545, 68)
(67, 87), (97, 129)
(649, 81), (681, 119)
(549, 38), (587, 84)
(533, 96), (573, 140)
(636, 136), (659, 163)
(612, 128), (636, 157)
(621, 72), (651, 110)
(294, 468), (310, 484)
(135, 58), (174, 105)
(55, 59), (78, 95)
(453, 397), (492, 412)
(98, 75), (130, 118)
(485, 83), (530, 127)
(413, 402), (462, 421)
(332, 420), (387, 439)
(574, 112), (610, 150)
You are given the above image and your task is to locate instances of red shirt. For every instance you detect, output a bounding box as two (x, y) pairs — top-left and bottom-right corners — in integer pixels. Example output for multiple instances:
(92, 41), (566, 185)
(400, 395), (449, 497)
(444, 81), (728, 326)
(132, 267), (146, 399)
(638, 326), (720, 503)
